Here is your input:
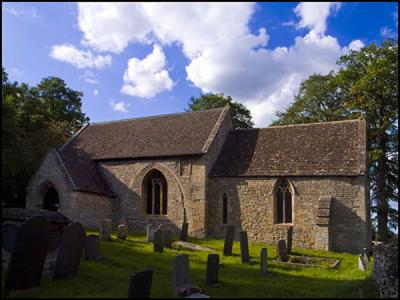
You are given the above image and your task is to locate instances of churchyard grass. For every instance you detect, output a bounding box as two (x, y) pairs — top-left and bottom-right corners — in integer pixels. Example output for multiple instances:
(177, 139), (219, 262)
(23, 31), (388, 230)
(4, 231), (378, 298)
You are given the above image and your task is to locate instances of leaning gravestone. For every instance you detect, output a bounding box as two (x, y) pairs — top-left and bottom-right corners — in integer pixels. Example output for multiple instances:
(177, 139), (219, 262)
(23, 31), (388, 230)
(276, 239), (288, 262)
(163, 229), (173, 248)
(100, 219), (112, 241)
(52, 222), (86, 280)
(128, 268), (154, 298)
(240, 231), (250, 263)
(180, 222), (189, 241)
(146, 224), (154, 242)
(206, 254), (219, 285)
(153, 229), (164, 253)
(286, 226), (293, 255)
(4, 216), (49, 292)
(173, 254), (190, 297)
(260, 248), (268, 274)
(117, 224), (127, 240)
(85, 234), (102, 261)
(358, 254), (366, 272)
(223, 226), (235, 256)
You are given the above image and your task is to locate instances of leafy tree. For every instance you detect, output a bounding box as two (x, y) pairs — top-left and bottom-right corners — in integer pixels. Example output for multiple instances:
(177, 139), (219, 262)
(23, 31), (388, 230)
(273, 40), (398, 241)
(187, 92), (254, 129)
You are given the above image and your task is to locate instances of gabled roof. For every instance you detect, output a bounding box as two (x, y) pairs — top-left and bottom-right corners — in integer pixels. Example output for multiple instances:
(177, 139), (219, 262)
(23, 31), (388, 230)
(210, 119), (366, 177)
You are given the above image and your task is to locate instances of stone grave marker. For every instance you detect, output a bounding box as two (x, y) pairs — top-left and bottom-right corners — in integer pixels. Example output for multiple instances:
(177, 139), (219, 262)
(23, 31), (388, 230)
(240, 231), (250, 263)
(180, 222), (189, 241)
(206, 254), (219, 285)
(287, 226), (293, 255)
(117, 224), (127, 240)
(223, 226), (235, 256)
(260, 248), (268, 274)
(100, 219), (112, 241)
(153, 229), (164, 253)
(128, 268), (154, 298)
(85, 234), (102, 261)
(163, 229), (173, 248)
(52, 222), (86, 280)
(362, 247), (370, 264)
(4, 216), (49, 292)
(146, 224), (154, 242)
(173, 254), (190, 297)
(358, 254), (366, 272)
(275, 239), (288, 262)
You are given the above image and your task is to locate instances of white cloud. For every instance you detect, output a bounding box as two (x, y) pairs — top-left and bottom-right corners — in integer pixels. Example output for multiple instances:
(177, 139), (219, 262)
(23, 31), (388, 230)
(121, 45), (173, 98)
(93, 89), (99, 96)
(380, 26), (398, 39)
(2, 5), (39, 18)
(79, 70), (99, 84)
(110, 101), (130, 113)
(50, 44), (112, 69)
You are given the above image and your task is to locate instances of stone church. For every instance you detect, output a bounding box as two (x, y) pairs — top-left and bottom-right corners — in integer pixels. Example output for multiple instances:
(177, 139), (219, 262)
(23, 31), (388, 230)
(26, 106), (371, 253)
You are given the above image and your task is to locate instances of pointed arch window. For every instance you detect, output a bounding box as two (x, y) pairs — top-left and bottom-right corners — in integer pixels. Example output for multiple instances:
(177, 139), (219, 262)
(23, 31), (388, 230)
(276, 179), (292, 224)
(144, 170), (168, 215)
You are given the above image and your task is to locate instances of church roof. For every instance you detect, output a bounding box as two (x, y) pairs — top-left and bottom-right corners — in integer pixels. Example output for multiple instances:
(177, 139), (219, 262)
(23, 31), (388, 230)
(210, 119), (366, 177)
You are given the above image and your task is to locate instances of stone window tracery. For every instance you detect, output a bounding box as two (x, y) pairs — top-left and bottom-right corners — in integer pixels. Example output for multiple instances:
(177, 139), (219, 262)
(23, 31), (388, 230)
(144, 170), (168, 215)
(275, 179), (293, 224)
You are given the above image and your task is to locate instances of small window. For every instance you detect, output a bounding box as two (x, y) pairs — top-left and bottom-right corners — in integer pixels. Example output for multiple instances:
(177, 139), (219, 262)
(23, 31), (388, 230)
(276, 179), (292, 224)
(222, 193), (228, 224)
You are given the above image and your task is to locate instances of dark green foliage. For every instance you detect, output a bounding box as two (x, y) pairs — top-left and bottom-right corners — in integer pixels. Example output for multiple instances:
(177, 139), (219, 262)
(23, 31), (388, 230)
(2, 67), (89, 208)
(187, 92), (254, 129)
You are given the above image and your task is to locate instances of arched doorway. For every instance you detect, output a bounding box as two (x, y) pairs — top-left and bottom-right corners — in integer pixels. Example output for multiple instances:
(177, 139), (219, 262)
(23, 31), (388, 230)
(42, 185), (59, 212)
(143, 169), (168, 215)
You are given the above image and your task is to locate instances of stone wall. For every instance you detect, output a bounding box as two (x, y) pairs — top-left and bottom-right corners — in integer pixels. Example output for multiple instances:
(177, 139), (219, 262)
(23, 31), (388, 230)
(207, 176), (369, 253)
(372, 242), (398, 298)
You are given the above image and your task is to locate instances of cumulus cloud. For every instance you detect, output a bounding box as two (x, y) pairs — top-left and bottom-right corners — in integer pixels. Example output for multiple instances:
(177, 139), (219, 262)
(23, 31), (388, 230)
(50, 44), (112, 69)
(110, 101), (130, 113)
(121, 45), (173, 98)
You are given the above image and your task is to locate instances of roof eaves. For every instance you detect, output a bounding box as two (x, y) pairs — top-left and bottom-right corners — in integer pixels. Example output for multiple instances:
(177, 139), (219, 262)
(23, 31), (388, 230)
(54, 149), (78, 190)
(202, 106), (230, 153)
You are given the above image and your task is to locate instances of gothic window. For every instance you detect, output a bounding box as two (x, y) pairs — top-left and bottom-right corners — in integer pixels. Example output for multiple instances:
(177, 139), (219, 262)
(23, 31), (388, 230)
(145, 170), (168, 215)
(222, 193), (228, 224)
(275, 179), (292, 224)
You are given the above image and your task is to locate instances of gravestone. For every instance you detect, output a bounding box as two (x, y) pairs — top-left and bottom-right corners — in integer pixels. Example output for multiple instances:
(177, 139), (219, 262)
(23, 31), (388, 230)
(153, 229), (164, 253)
(100, 219), (112, 241)
(117, 224), (127, 240)
(180, 222), (189, 241)
(223, 226), (235, 256)
(275, 239), (288, 262)
(4, 216), (49, 291)
(286, 226), (293, 255)
(358, 254), (366, 272)
(85, 234), (102, 261)
(362, 247), (370, 264)
(163, 229), (173, 248)
(128, 268), (154, 298)
(52, 222), (86, 280)
(146, 224), (154, 242)
(2, 222), (19, 253)
(240, 231), (250, 263)
(173, 254), (190, 297)
(206, 254), (219, 285)
(260, 248), (268, 274)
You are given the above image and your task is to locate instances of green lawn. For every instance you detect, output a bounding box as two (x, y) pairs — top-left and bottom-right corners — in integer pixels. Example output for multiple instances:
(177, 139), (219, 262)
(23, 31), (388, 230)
(5, 231), (378, 298)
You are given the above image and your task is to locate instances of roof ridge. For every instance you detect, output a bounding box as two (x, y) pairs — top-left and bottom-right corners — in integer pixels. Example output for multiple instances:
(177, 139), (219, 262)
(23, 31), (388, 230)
(266, 118), (361, 129)
(90, 107), (225, 126)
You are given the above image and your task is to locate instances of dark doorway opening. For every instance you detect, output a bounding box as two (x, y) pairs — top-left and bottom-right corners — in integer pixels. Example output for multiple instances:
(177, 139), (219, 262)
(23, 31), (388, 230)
(43, 187), (59, 212)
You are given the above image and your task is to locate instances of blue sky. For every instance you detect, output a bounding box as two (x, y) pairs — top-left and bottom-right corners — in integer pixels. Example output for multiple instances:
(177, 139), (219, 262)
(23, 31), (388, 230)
(2, 2), (398, 127)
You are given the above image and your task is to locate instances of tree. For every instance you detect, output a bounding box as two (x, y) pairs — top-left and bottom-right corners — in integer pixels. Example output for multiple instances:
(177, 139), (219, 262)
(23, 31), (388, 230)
(187, 92), (254, 129)
(273, 40), (398, 241)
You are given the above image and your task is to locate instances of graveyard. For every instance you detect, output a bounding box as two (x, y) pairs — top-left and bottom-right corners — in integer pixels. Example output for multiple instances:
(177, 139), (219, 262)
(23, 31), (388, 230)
(2, 229), (378, 298)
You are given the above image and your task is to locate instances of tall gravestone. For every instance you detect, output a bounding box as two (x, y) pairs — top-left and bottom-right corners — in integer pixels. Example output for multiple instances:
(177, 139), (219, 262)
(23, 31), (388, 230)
(223, 226), (235, 256)
(206, 254), (219, 285)
(362, 247), (370, 264)
(4, 216), (49, 292)
(153, 229), (164, 253)
(128, 268), (154, 298)
(275, 239), (288, 262)
(358, 254), (366, 272)
(260, 248), (268, 274)
(52, 222), (86, 280)
(146, 224), (154, 242)
(240, 231), (250, 263)
(85, 234), (102, 261)
(100, 219), (112, 241)
(286, 226), (293, 255)
(180, 222), (189, 241)
(163, 229), (173, 248)
(117, 224), (127, 240)
(173, 254), (190, 297)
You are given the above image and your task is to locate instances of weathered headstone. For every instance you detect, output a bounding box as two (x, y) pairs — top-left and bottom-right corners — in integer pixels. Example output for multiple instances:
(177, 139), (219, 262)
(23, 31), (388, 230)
(85, 234), (102, 260)
(180, 222), (189, 241)
(146, 224), (154, 242)
(362, 247), (370, 264)
(173, 254), (190, 297)
(275, 239), (288, 262)
(163, 229), (173, 248)
(128, 268), (154, 298)
(358, 254), (366, 272)
(287, 226), (293, 255)
(223, 226), (235, 256)
(260, 248), (268, 274)
(153, 229), (164, 253)
(206, 254), (219, 285)
(52, 222), (86, 280)
(4, 216), (49, 291)
(240, 231), (250, 263)
(117, 224), (127, 240)
(100, 219), (112, 241)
